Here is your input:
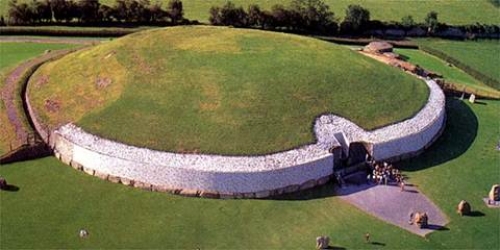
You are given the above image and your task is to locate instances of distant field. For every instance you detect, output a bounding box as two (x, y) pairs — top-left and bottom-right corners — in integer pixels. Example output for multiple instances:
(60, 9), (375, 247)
(395, 48), (500, 96)
(1, 0), (499, 25)
(415, 39), (500, 88)
(0, 42), (78, 154)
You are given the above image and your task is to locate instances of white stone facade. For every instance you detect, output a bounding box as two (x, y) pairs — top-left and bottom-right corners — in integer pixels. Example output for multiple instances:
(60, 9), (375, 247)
(48, 79), (445, 198)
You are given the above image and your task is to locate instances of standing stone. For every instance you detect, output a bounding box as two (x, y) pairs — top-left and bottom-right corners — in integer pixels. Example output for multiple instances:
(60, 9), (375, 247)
(489, 184), (500, 202)
(457, 200), (471, 216)
(468, 94), (476, 103)
(316, 236), (330, 249)
(79, 229), (89, 238)
(0, 177), (7, 190)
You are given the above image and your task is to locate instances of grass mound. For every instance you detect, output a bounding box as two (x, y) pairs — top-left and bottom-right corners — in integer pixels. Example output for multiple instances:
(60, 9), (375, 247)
(29, 26), (428, 155)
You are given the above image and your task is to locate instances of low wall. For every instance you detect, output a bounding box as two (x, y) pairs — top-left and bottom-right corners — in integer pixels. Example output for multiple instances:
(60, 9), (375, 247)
(314, 79), (446, 161)
(34, 75), (444, 198)
(52, 127), (333, 198)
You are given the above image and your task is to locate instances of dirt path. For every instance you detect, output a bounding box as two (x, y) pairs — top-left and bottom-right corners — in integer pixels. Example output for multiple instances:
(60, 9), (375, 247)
(1, 49), (75, 145)
(336, 180), (449, 237)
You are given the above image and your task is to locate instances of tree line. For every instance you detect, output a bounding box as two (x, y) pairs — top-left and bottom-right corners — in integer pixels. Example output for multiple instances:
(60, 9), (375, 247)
(208, 0), (499, 37)
(4, 0), (187, 26)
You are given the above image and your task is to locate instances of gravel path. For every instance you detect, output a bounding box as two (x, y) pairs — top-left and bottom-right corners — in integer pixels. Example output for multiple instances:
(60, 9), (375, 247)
(336, 181), (449, 237)
(1, 49), (75, 144)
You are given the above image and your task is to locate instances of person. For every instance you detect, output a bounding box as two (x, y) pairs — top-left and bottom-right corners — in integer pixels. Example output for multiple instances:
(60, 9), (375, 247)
(400, 179), (405, 192)
(365, 233), (370, 243)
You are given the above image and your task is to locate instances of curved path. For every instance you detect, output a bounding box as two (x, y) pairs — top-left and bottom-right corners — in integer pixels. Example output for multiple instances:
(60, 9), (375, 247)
(1, 49), (75, 144)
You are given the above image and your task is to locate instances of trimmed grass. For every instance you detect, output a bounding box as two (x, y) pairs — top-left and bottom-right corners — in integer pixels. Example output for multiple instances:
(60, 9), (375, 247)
(1, 0), (498, 25)
(394, 48), (500, 96)
(400, 99), (500, 249)
(29, 26), (428, 155)
(1, 98), (498, 249)
(415, 39), (500, 85)
(0, 42), (79, 154)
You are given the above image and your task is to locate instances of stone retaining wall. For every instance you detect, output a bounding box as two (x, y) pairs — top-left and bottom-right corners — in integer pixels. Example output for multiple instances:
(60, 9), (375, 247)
(34, 76), (445, 198)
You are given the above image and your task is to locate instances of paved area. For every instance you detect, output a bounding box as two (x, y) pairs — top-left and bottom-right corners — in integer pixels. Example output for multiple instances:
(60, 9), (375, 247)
(336, 180), (449, 237)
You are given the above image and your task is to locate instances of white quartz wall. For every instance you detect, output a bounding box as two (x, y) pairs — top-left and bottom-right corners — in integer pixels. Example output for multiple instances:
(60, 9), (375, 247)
(50, 78), (445, 196)
(314, 79), (446, 161)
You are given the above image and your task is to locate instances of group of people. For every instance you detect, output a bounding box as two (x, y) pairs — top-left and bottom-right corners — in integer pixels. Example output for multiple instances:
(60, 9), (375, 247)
(366, 159), (405, 191)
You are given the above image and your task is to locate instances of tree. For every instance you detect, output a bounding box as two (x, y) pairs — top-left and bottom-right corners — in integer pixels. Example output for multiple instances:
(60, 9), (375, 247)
(8, 0), (32, 24)
(343, 4), (370, 33)
(50, 0), (78, 23)
(246, 4), (263, 28)
(401, 15), (415, 35)
(149, 1), (167, 23)
(289, 0), (337, 34)
(78, 0), (100, 23)
(167, 0), (183, 24)
(208, 1), (247, 27)
(98, 4), (114, 22)
(270, 4), (291, 29)
(424, 11), (438, 34)
(401, 15), (414, 28)
(208, 6), (222, 25)
(220, 1), (247, 27)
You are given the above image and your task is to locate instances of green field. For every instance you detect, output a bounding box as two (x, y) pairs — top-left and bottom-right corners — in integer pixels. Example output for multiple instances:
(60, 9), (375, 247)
(395, 48), (500, 96)
(28, 26), (427, 155)
(1, 0), (499, 25)
(1, 98), (498, 249)
(0, 42), (79, 155)
(416, 39), (500, 86)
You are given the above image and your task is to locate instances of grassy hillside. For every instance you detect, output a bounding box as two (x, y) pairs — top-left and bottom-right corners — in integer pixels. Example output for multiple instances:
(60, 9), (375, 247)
(415, 39), (500, 89)
(395, 48), (500, 97)
(1, 0), (498, 25)
(0, 42), (79, 155)
(28, 26), (428, 155)
(1, 98), (498, 249)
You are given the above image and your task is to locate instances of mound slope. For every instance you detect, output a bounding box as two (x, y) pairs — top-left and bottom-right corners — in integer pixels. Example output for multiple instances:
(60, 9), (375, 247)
(28, 26), (428, 155)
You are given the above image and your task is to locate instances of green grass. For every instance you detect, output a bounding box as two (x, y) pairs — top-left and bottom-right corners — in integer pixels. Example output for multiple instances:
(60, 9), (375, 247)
(415, 39), (500, 84)
(1, 0), (498, 25)
(29, 26), (428, 155)
(400, 98), (500, 249)
(1, 98), (498, 249)
(0, 42), (79, 154)
(395, 48), (500, 96)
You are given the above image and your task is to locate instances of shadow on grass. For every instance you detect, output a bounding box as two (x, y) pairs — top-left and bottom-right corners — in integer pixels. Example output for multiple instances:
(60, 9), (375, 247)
(371, 241), (386, 246)
(272, 98), (477, 201)
(467, 211), (486, 217)
(326, 246), (347, 250)
(272, 181), (337, 200)
(1, 184), (20, 192)
(427, 224), (449, 231)
(398, 98), (478, 172)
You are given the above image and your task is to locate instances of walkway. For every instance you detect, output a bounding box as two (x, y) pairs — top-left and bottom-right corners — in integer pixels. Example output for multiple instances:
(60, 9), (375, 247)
(1, 49), (75, 144)
(337, 180), (449, 237)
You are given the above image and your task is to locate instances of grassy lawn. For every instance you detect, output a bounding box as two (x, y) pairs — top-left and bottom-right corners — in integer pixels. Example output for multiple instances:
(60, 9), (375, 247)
(1, 0), (498, 25)
(0, 42), (79, 155)
(28, 26), (428, 155)
(415, 39), (500, 86)
(1, 98), (498, 249)
(394, 48), (500, 96)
